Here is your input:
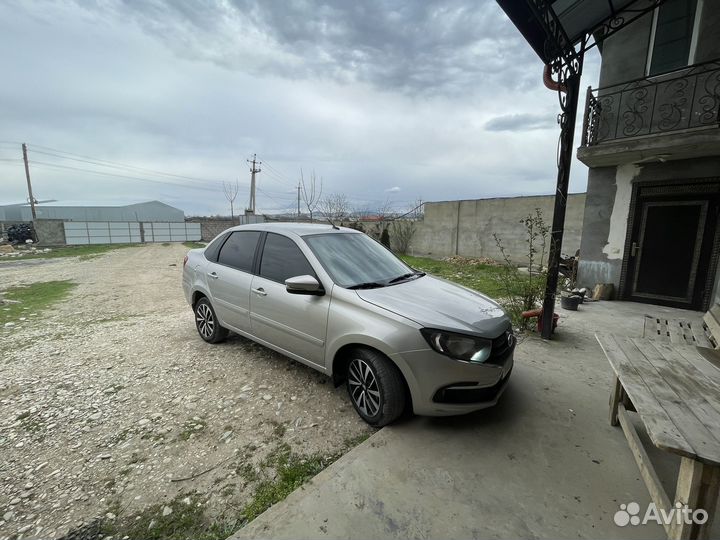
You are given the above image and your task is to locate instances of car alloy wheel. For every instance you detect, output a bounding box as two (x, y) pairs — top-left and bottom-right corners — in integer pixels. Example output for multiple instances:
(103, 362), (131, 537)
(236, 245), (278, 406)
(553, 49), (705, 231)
(196, 302), (215, 339)
(348, 358), (381, 418)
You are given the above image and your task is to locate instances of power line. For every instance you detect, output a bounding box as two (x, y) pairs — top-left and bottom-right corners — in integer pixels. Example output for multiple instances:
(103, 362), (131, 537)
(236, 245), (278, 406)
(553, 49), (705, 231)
(30, 161), (223, 193)
(27, 145), (237, 186)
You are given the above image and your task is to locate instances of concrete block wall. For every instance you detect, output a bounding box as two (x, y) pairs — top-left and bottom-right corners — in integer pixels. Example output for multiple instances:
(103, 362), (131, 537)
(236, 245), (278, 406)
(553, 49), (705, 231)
(34, 219), (66, 246)
(410, 194), (586, 264)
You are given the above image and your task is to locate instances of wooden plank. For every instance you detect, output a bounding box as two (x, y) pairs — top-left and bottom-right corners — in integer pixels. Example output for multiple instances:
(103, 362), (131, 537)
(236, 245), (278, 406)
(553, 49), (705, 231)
(669, 458), (704, 540)
(647, 341), (720, 408)
(669, 320), (684, 344)
(703, 306), (720, 349)
(610, 375), (622, 426)
(617, 404), (672, 519)
(695, 465), (720, 540)
(616, 337), (720, 466)
(596, 334), (696, 458)
(689, 321), (713, 348)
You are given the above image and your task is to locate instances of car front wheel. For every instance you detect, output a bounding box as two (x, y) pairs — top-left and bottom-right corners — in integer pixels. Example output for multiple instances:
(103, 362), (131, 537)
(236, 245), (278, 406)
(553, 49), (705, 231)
(346, 348), (406, 427)
(194, 297), (228, 343)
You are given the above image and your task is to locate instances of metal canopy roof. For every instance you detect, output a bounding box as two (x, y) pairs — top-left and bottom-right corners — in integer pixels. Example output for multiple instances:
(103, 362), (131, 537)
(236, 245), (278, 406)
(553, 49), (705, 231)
(496, 0), (653, 64)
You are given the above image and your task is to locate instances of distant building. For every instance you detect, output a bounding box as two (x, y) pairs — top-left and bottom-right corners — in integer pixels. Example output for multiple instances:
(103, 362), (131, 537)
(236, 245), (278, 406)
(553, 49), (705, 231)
(0, 200), (185, 222)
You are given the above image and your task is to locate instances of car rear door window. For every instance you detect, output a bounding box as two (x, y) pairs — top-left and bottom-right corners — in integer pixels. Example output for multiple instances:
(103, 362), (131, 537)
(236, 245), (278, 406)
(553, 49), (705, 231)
(217, 231), (261, 272)
(259, 233), (315, 283)
(203, 232), (230, 262)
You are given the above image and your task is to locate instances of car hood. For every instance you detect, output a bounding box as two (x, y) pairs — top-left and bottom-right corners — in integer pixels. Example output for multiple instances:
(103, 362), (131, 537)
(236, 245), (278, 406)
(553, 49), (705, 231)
(356, 275), (511, 337)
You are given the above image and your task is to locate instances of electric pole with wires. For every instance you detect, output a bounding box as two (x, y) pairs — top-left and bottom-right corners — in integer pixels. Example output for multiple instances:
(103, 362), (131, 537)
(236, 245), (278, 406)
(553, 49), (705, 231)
(22, 143), (37, 220)
(246, 154), (261, 214)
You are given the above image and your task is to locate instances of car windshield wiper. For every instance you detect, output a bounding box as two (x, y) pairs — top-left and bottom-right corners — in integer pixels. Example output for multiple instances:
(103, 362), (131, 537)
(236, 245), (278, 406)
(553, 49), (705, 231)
(387, 271), (426, 284)
(347, 281), (387, 290)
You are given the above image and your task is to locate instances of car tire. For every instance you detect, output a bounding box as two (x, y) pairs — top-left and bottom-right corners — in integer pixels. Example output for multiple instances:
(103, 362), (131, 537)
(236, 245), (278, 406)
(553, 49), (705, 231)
(346, 348), (406, 427)
(194, 297), (228, 344)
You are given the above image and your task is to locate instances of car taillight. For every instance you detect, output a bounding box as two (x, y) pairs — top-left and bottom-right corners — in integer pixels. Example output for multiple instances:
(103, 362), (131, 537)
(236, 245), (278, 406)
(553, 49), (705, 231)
(183, 255), (188, 267)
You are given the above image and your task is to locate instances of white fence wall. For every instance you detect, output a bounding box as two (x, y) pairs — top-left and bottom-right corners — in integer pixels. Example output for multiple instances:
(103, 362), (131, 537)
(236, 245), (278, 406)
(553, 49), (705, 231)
(63, 221), (201, 245)
(142, 222), (201, 242)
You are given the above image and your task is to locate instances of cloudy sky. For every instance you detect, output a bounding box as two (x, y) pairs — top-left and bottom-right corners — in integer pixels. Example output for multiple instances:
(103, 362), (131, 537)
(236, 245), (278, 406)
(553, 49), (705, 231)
(0, 0), (600, 216)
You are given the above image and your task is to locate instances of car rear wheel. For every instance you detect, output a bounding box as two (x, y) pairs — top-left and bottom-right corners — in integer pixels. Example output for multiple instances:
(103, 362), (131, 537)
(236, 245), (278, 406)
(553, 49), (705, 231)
(194, 297), (228, 344)
(346, 348), (405, 427)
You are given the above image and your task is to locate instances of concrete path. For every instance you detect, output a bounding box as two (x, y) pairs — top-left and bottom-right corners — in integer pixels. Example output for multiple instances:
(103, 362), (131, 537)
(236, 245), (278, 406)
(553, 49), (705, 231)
(232, 301), (719, 539)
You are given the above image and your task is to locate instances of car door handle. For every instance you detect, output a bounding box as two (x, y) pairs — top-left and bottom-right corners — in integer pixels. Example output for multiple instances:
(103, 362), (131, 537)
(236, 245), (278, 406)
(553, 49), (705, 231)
(207, 271), (219, 279)
(252, 287), (267, 297)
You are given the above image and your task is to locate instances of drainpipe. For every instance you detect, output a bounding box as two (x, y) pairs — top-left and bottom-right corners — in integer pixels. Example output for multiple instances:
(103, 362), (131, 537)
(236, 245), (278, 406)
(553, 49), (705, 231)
(543, 64), (567, 93)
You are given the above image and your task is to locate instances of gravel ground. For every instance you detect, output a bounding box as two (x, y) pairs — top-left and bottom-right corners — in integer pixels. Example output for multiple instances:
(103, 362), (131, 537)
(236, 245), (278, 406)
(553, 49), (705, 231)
(0, 244), (371, 539)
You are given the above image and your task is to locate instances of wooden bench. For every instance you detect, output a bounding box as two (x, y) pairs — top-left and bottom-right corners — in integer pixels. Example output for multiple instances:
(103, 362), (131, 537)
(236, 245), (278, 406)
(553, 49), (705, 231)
(596, 333), (720, 540)
(643, 305), (720, 349)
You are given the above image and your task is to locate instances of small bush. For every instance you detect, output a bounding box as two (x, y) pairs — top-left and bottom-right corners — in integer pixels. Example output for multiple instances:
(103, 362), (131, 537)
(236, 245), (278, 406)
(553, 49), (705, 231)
(493, 209), (549, 329)
(380, 228), (390, 249)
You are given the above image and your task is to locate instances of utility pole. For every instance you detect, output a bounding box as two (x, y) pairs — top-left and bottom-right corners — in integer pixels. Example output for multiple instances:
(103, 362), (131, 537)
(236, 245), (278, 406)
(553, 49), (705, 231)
(22, 143), (37, 220)
(297, 183), (301, 219)
(246, 154), (261, 214)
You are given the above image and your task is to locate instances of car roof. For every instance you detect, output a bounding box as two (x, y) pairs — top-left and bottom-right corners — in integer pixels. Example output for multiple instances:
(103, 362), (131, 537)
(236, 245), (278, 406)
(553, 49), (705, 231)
(226, 222), (361, 237)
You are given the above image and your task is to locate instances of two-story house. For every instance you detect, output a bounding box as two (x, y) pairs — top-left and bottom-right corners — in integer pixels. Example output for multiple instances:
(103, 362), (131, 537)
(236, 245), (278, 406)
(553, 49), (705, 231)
(576, 0), (720, 312)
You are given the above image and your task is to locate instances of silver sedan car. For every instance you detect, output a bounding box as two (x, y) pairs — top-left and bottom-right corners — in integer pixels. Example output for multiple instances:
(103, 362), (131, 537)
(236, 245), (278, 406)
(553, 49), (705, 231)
(182, 223), (514, 426)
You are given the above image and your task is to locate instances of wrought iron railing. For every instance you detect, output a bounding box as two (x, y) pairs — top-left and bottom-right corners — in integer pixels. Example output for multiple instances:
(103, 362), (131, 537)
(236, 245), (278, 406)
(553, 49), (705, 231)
(581, 60), (720, 146)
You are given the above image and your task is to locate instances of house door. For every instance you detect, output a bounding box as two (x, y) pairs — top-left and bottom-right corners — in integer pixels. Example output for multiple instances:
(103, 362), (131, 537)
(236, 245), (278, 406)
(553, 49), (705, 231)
(625, 186), (719, 311)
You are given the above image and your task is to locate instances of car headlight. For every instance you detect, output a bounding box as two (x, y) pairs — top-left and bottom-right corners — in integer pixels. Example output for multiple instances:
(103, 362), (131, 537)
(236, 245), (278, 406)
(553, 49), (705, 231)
(420, 328), (492, 363)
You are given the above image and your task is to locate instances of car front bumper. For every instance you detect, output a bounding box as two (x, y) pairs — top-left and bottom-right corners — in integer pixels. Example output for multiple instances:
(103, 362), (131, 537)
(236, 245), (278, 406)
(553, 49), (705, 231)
(391, 347), (514, 416)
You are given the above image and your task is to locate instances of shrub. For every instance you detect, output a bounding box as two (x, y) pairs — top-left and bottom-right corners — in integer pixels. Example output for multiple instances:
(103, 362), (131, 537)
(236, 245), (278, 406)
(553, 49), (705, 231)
(493, 208), (550, 329)
(380, 228), (391, 249)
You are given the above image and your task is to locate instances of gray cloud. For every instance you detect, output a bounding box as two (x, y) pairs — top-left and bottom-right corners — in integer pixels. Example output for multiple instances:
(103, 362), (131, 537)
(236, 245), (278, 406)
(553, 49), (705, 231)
(112, 0), (539, 95)
(485, 113), (556, 132)
(0, 0), (601, 216)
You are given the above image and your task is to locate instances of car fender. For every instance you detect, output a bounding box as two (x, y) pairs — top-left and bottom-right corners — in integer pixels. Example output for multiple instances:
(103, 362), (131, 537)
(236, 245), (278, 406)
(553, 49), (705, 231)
(326, 332), (421, 404)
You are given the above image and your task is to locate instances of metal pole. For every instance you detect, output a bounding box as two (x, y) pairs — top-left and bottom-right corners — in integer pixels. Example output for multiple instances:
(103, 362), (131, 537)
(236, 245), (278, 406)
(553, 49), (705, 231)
(540, 64), (583, 339)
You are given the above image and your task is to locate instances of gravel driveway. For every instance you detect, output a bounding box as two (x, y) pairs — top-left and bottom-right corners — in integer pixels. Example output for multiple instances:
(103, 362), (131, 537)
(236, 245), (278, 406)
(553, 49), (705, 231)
(0, 244), (371, 539)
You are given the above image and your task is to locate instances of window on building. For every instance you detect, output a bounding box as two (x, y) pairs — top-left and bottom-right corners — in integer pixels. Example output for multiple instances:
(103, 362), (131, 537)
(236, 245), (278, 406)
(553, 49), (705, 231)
(259, 233), (316, 284)
(647, 0), (699, 76)
(217, 231), (261, 272)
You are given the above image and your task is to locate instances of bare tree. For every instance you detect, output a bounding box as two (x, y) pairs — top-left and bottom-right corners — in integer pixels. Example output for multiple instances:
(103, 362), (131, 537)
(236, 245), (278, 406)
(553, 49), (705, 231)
(391, 200), (423, 255)
(319, 193), (350, 222)
(223, 180), (240, 224)
(300, 169), (323, 221)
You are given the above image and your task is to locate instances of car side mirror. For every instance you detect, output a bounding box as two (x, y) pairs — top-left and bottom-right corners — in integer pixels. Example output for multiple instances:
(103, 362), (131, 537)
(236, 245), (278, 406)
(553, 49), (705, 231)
(285, 275), (324, 296)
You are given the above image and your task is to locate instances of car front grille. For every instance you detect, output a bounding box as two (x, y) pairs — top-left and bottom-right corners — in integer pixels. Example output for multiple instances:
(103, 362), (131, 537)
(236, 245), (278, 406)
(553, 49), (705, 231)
(486, 329), (515, 366)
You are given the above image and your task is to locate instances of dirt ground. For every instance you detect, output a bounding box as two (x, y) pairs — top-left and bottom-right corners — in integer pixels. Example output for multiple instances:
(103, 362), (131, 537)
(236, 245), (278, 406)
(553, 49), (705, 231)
(0, 244), (372, 539)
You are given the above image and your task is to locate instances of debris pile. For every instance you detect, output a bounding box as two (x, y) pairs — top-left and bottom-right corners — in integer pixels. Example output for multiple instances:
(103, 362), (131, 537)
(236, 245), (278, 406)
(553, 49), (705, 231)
(441, 255), (501, 267)
(6, 224), (35, 244)
(0, 245), (52, 258)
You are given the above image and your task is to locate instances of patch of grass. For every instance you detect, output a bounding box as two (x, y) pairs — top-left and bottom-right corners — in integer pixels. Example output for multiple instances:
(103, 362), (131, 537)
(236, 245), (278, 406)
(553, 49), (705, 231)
(0, 280), (76, 326)
(244, 443), (342, 522)
(400, 255), (522, 299)
(343, 433), (371, 448)
(183, 241), (206, 249)
(0, 244), (136, 262)
(100, 493), (236, 540)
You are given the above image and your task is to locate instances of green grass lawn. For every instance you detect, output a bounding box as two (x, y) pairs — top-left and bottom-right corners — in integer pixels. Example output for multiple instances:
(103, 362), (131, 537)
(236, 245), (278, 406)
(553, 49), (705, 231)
(0, 280), (77, 325)
(182, 241), (206, 249)
(400, 254), (511, 298)
(0, 243), (137, 262)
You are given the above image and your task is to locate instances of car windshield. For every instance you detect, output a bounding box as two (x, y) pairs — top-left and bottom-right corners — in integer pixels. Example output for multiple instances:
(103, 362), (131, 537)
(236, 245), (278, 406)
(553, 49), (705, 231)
(304, 232), (416, 288)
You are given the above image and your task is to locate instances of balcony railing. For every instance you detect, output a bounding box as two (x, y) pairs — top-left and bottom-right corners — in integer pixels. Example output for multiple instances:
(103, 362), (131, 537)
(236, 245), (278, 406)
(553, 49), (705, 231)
(581, 60), (720, 147)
